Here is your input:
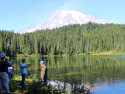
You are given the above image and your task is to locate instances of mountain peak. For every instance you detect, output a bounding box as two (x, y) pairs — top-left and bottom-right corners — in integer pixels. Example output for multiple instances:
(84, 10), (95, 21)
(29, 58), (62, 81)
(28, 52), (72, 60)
(16, 10), (111, 34)
(60, 10), (86, 16)
(54, 10), (86, 20)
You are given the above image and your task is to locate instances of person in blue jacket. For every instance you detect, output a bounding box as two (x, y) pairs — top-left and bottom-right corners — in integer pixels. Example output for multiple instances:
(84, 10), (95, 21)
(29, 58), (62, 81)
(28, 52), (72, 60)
(20, 58), (30, 89)
(0, 53), (11, 94)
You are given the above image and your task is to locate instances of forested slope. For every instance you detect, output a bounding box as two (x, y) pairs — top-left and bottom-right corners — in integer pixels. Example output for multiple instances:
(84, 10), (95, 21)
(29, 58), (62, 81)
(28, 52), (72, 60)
(0, 22), (125, 56)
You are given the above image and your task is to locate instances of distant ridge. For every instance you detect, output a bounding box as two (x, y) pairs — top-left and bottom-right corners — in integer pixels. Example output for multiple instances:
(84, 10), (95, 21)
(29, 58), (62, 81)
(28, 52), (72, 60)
(16, 10), (112, 34)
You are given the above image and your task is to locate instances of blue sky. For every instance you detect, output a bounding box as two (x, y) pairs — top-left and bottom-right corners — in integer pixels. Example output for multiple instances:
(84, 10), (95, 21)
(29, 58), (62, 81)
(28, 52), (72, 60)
(0, 0), (125, 32)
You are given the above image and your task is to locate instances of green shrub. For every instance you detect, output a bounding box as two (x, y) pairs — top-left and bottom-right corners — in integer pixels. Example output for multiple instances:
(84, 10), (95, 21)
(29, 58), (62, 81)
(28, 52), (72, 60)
(71, 85), (90, 94)
(25, 81), (41, 94)
(25, 81), (67, 94)
(25, 78), (90, 94)
(9, 80), (18, 92)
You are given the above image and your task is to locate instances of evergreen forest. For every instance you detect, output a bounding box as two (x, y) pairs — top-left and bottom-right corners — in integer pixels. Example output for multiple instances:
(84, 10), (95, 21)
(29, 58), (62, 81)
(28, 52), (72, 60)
(1, 22), (125, 56)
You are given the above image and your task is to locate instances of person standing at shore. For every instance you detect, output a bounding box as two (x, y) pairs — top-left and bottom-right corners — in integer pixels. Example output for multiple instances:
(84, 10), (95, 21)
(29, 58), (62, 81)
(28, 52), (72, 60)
(8, 63), (14, 79)
(0, 53), (11, 94)
(20, 58), (30, 89)
(5, 59), (14, 79)
(40, 60), (47, 84)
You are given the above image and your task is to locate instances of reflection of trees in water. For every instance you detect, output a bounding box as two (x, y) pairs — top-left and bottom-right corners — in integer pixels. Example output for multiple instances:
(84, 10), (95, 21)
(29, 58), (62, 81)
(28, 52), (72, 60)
(11, 56), (125, 84)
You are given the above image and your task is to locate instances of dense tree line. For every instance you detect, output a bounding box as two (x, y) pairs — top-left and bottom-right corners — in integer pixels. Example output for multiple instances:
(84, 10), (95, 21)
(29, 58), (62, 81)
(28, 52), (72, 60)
(1, 22), (125, 56)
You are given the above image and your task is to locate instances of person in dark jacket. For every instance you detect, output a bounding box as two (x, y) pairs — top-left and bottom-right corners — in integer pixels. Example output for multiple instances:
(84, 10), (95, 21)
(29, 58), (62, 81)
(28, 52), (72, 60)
(0, 53), (11, 94)
(40, 60), (47, 84)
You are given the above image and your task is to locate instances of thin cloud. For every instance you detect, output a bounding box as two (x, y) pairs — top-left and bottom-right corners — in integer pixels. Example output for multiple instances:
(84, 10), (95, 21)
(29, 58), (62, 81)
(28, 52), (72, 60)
(28, 0), (85, 24)
(53, 0), (85, 14)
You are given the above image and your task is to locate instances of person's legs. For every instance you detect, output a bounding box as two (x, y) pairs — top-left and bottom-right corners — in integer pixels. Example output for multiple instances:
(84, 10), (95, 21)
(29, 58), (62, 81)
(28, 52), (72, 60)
(1, 72), (10, 94)
(43, 78), (47, 86)
(44, 78), (47, 83)
(0, 73), (3, 94)
(22, 74), (26, 88)
(8, 73), (10, 79)
(10, 74), (13, 79)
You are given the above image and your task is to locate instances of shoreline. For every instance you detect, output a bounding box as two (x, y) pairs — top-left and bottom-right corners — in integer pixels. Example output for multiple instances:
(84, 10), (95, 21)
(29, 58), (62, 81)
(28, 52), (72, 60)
(7, 51), (125, 58)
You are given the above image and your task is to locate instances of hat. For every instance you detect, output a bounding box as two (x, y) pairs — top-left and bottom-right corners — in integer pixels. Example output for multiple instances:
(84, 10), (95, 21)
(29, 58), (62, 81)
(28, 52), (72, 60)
(0, 53), (6, 58)
(22, 58), (26, 61)
(40, 60), (44, 64)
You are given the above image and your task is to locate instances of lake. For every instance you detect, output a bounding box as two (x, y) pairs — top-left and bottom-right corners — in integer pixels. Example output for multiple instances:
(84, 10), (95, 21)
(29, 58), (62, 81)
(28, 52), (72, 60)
(10, 55), (125, 94)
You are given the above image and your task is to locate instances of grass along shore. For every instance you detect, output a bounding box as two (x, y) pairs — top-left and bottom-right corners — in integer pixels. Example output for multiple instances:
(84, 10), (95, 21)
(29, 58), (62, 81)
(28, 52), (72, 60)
(7, 50), (125, 58)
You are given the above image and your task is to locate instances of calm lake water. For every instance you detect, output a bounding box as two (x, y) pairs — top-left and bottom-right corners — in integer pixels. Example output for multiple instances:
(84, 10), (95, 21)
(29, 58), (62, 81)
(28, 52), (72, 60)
(10, 55), (125, 94)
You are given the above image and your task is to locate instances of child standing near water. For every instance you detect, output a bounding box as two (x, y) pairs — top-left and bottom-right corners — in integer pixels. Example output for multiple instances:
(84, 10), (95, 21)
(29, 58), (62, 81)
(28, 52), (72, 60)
(8, 63), (14, 79)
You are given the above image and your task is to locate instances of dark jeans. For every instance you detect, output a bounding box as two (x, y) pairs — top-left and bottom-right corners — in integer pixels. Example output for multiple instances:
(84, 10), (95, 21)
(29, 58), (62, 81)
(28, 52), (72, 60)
(44, 78), (47, 83)
(9, 73), (13, 79)
(42, 78), (47, 85)
(22, 74), (26, 88)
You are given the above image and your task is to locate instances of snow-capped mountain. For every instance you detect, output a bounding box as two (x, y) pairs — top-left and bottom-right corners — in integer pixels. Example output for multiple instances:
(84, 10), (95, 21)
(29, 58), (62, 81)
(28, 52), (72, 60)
(16, 10), (111, 34)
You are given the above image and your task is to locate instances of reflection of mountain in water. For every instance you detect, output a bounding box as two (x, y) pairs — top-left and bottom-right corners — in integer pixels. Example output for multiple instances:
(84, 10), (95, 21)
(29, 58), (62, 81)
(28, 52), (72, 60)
(46, 80), (97, 93)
